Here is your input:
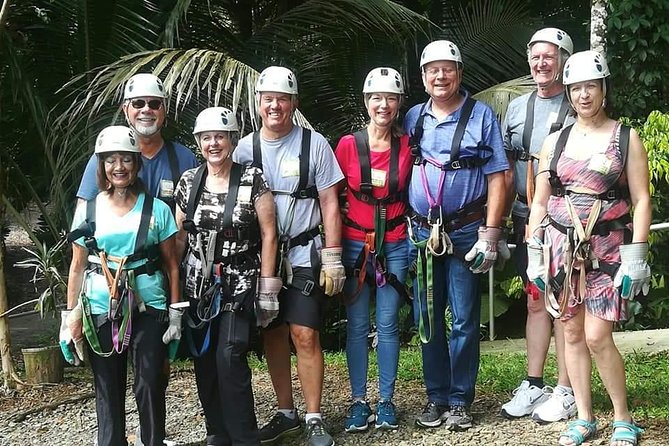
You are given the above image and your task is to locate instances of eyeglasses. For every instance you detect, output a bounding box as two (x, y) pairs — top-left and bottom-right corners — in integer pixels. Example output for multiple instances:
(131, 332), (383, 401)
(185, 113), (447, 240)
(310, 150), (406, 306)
(424, 66), (458, 77)
(130, 99), (163, 110)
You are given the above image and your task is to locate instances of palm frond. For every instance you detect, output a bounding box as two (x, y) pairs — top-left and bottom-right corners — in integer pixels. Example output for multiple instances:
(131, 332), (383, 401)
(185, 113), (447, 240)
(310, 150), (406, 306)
(472, 75), (536, 123)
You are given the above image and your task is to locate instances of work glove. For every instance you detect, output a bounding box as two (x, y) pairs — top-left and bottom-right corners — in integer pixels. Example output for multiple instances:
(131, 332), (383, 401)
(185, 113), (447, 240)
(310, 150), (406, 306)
(613, 242), (651, 300)
(464, 226), (503, 274)
(496, 239), (512, 270)
(161, 306), (184, 344)
(526, 236), (546, 292)
(256, 277), (282, 328)
(59, 306), (84, 366)
(319, 246), (346, 296)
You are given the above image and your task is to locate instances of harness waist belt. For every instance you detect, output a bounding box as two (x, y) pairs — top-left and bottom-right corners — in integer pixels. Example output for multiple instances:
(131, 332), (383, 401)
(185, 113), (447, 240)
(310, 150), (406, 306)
(89, 261), (159, 277)
(287, 226), (321, 250)
(290, 276), (316, 296)
(548, 214), (632, 237)
(411, 208), (483, 232)
(92, 305), (168, 329)
(343, 214), (406, 233)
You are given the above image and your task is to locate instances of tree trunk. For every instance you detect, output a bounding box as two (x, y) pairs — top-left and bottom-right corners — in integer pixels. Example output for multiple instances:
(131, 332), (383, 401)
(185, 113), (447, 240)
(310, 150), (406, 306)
(591, 0), (608, 54)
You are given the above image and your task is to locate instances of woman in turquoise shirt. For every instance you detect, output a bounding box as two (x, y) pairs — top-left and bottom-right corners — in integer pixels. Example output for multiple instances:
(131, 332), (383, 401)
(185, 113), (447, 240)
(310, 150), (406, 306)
(63, 126), (181, 446)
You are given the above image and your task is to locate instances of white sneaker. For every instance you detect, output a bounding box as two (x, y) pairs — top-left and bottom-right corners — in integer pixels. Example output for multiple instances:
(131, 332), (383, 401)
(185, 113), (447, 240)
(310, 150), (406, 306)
(501, 380), (551, 419)
(532, 385), (577, 423)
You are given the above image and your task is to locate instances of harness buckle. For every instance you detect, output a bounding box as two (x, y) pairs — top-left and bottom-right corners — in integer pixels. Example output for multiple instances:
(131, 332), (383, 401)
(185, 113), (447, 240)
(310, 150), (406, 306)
(449, 160), (461, 170)
(605, 190), (617, 200)
(294, 189), (310, 199)
(516, 150), (532, 161)
(359, 183), (373, 199)
(222, 302), (235, 312)
(222, 228), (236, 238)
(427, 206), (443, 225)
(301, 280), (315, 296)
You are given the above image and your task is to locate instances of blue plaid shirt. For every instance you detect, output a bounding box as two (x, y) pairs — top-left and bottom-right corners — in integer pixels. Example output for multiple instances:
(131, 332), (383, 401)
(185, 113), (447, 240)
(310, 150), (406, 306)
(404, 90), (507, 218)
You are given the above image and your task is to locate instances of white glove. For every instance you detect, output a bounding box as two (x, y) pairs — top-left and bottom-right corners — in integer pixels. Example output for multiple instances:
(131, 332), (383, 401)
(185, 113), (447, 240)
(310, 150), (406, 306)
(256, 277), (282, 328)
(496, 239), (512, 270)
(613, 242), (651, 300)
(319, 247), (346, 296)
(59, 307), (84, 366)
(464, 226), (503, 274)
(162, 307), (184, 344)
(526, 237), (546, 291)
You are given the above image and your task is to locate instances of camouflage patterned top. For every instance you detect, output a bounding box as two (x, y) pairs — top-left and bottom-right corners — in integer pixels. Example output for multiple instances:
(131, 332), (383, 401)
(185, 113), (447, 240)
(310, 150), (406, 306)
(175, 164), (270, 297)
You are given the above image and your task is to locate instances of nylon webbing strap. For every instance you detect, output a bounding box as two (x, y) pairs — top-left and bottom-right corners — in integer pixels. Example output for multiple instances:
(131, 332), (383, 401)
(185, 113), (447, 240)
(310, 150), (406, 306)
(222, 163), (243, 229)
(413, 239), (434, 344)
(297, 128), (312, 196)
(185, 164), (208, 222)
(549, 95), (572, 133)
(522, 90), (537, 151)
(165, 141), (180, 191)
(133, 194), (154, 256)
(252, 132), (262, 169)
(449, 97), (476, 163)
(410, 102), (430, 163)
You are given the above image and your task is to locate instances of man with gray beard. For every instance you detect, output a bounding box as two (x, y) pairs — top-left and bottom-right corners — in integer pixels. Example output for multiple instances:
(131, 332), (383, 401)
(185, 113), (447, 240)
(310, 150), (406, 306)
(77, 73), (197, 210)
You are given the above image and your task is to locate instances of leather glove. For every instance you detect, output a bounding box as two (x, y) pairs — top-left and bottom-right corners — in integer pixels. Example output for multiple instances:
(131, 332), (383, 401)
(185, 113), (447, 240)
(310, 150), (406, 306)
(613, 242), (651, 300)
(464, 226), (503, 274)
(59, 307), (84, 366)
(319, 246), (346, 296)
(526, 236), (546, 292)
(162, 307), (184, 344)
(256, 277), (282, 328)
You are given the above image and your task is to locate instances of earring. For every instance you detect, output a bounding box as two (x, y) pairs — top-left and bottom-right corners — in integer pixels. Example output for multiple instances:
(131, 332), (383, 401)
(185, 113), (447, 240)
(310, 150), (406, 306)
(602, 98), (607, 108)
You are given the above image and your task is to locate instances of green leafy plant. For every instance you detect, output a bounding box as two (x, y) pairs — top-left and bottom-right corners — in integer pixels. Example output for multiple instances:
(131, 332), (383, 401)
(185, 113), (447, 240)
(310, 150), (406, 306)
(13, 237), (68, 319)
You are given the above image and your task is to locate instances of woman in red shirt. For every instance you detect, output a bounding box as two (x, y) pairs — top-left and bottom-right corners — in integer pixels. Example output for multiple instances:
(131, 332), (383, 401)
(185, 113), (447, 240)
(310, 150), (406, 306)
(334, 67), (413, 432)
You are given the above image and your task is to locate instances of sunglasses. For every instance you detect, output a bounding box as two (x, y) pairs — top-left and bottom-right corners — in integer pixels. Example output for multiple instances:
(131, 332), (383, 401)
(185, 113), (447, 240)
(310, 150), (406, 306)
(130, 99), (163, 110)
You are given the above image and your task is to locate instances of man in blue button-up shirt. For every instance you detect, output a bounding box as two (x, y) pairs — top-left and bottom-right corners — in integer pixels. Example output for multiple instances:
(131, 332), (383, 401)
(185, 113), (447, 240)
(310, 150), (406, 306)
(405, 40), (508, 431)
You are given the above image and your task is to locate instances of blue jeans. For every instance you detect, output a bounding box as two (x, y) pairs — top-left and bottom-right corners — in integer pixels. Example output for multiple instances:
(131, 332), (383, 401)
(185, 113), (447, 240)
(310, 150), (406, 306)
(408, 222), (481, 407)
(342, 238), (409, 401)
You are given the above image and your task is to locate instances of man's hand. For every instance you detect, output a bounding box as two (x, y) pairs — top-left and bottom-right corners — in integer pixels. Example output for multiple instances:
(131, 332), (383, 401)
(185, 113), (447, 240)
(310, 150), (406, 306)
(257, 277), (282, 328)
(613, 243), (651, 300)
(319, 247), (346, 296)
(464, 226), (503, 274)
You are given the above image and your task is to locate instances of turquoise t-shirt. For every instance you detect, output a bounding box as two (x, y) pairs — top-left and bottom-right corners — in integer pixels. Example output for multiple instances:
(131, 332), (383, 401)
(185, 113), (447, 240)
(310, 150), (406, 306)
(70, 193), (178, 314)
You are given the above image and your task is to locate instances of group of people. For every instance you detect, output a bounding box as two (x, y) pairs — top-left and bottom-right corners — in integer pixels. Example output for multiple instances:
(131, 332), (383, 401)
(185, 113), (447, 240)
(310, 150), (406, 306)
(56, 25), (651, 446)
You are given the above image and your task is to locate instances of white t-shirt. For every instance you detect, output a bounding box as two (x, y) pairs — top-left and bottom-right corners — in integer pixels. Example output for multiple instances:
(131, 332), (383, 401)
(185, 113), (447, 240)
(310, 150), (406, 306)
(233, 125), (343, 267)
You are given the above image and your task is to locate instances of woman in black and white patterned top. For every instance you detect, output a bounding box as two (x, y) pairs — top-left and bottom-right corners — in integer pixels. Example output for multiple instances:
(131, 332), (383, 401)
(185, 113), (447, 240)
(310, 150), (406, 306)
(174, 107), (279, 446)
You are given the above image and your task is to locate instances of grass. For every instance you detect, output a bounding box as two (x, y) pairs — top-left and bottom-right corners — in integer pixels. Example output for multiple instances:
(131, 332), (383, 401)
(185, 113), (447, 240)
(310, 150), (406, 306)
(248, 348), (669, 421)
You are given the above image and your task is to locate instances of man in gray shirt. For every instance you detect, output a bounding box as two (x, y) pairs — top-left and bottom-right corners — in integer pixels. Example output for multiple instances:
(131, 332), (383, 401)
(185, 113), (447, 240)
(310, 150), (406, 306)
(233, 66), (344, 446)
(501, 28), (577, 424)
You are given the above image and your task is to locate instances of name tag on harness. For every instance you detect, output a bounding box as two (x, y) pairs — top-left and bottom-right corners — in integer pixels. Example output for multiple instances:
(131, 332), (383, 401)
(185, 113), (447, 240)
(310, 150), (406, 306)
(238, 185), (252, 203)
(159, 179), (174, 198)
(371, 169), (386, 187)
(588, 154), (612, 175)
(281, 159), (300, 177)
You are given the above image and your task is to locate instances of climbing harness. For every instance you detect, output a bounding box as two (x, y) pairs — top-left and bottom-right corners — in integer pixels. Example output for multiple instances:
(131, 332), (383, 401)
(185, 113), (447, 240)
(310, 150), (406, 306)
(181, 162), (260, 356)
(540, 124), (632, 318)
(252, 128), (321, 290)
(407, 96), (489, 343)
(342, 130), (409, 302)
(67, 194), (159, 357)
(510, 91), (572, 207)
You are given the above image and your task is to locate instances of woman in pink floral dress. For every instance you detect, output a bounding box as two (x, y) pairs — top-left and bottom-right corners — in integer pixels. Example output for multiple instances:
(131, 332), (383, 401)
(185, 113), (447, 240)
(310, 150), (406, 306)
(526, 51), (651, 446)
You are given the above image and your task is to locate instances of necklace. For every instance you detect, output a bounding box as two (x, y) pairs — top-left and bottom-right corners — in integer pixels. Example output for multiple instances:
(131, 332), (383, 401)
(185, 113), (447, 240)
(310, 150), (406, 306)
(574, 119), (607, 137)
(116, 188), (127, 197)
(211, 165), (225, 177)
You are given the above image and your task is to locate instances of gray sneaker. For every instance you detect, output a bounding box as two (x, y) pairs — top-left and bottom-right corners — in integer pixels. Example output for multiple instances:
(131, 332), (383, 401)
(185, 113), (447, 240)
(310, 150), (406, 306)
(445, 405), (473, 431)
(415, 401), (449, 428)
(259, 412), (301, 444)
(305, 418), (334, 446)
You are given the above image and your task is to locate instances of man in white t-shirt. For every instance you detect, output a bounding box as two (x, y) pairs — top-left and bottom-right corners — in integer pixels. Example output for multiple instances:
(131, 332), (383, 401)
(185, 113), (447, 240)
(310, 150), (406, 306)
(233, 66), (344, 446)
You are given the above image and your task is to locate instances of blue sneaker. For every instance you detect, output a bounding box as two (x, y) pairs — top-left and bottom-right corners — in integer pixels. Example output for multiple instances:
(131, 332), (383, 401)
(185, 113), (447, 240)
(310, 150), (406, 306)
(344, 400), (375, 432)
(375, 400), (398, 429)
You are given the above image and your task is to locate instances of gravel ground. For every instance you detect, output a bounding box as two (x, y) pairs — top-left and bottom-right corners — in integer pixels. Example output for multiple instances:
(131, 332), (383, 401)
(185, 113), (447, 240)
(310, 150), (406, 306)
(1, 363), (668, 446)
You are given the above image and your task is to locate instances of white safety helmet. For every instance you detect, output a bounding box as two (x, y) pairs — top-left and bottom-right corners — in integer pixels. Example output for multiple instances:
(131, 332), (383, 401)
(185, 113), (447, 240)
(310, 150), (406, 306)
(527, 28), (574, 56)
(255, 66), (298, 95)
(362, 67), (404, 95)
(562, 50), (610, 85)
(193, 107), (239, 135)
(420, 40), (463, 69)
(95, 126), (140, 154)
(123, 73), (167, 100)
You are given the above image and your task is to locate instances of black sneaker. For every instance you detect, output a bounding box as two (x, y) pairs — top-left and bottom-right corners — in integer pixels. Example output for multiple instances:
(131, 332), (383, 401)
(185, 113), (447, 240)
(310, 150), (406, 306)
(445, 405), (473, 431)
(415, 401), (449, 428)
(259, 412), (301, 444)
(305, 418), (334, 446)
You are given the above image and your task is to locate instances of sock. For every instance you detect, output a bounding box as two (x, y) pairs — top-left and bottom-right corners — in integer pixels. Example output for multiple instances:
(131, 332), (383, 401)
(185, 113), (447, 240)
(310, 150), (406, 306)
(305, 412), (322, 423)
(527, 376), (544, 388)
(278, 408), (297, 419)
(353, 397), (366, 403)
